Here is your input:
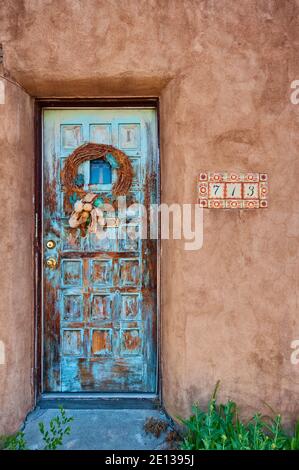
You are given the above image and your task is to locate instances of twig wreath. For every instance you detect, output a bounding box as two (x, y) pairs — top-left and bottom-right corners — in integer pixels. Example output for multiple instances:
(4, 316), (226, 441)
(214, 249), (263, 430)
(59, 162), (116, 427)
(61, 142), (133, 236)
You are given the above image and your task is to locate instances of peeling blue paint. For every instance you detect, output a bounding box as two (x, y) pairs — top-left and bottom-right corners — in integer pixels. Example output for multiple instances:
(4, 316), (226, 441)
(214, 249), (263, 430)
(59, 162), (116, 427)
(43, 109), (158, 393)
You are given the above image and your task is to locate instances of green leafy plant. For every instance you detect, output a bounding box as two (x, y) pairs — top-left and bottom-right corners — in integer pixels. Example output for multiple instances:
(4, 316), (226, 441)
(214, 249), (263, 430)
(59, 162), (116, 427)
(290, 420), (299, 450)
(3, 432), (27, 450)
(2, 407), (73, 451)
(179, 381), (299, 450)
(38, 406), (74, 450)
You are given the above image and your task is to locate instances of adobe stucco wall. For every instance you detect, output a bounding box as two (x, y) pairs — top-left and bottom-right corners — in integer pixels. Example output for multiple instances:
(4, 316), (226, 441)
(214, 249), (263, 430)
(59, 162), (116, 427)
(1, 0), (299, 433)
(0, 79), (34, 434)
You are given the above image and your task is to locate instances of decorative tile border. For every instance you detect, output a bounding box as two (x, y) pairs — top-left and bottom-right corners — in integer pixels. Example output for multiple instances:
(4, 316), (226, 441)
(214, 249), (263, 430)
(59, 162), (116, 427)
(198, 172), (268, 209)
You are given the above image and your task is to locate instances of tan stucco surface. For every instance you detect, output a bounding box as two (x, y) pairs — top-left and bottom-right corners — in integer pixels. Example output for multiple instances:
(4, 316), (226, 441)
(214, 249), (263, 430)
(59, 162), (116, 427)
(1, 0), (299, 433)
(0, 78), (34, 434)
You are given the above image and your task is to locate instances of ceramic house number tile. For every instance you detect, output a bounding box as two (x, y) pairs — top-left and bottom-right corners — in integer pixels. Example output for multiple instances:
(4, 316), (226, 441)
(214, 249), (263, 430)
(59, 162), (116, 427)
(198, 172), (268, 209)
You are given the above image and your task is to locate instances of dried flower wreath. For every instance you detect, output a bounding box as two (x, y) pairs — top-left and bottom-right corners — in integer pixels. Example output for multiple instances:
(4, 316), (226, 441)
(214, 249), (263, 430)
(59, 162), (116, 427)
(61, 142), (133, 235)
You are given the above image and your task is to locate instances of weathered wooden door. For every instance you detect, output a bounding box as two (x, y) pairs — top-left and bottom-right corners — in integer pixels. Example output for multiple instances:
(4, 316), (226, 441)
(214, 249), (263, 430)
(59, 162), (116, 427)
(42, 108), (158, 393)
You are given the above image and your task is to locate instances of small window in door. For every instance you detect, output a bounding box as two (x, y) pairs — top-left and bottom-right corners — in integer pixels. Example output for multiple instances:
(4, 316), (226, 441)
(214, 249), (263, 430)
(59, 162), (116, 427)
(90, 160), (112, 184)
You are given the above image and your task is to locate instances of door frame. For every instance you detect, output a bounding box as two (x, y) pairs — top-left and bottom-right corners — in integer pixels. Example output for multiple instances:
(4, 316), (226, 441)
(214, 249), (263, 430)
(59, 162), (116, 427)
(34, 98), (161, 407)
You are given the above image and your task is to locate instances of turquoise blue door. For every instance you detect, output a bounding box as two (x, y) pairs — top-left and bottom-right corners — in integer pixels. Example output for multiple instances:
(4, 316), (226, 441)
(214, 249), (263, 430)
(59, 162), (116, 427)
(42, 108), (158, 392)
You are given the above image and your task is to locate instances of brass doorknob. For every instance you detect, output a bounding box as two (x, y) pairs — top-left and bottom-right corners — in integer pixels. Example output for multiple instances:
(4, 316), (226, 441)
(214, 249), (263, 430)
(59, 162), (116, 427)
(46, 257), (58, 269)
(46, 240), (56, 249)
